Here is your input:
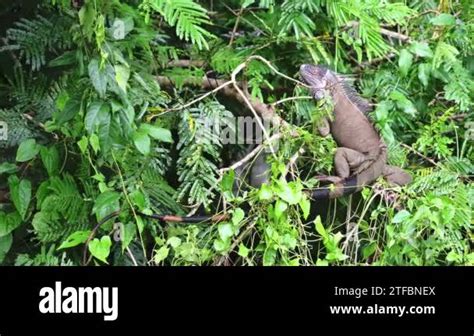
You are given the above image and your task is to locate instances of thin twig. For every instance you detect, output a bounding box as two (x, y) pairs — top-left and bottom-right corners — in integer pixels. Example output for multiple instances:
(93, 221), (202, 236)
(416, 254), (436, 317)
(271, 95), (313, 107)
(219, 133), (283, 174)
(229, 6), (244, 46)
(126, 246), (139, 266)
(112, 152), (148, 260)
(166, 59), (205, 68)
(214, 218), (258, 266)
(401, 143), (439, 167)
(345, 21), (411, 42)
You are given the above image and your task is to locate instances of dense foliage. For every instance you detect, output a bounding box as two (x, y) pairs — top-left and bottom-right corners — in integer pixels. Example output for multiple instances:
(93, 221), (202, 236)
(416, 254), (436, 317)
(0, 0), (472, 266)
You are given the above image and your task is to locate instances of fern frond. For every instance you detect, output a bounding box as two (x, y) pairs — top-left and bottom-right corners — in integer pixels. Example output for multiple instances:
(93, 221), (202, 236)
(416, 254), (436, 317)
(0, 108), (37, 149)
(3, 14), (72, 71)
(176, 100), (232, 206)
(33, 174), (90, 243)
(144, 0), (215, 49)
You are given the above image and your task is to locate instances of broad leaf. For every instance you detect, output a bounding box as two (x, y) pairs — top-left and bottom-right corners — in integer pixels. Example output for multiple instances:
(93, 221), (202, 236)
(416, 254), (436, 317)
(140, 124), (173, 143)
(410, 42), (433, 58)
(0, 233), (12, 263)
(58, 231), (91, 250)
(56, 98), (80, 124)
(0, 211), (22, 237)
(8, 176), (31, 220)
(85, 101), (110, 134)
(115, 65), (130, 93)
(88, 236), (112, 264)
(93, 191), (121, 221)
(430, 13), (456, 26)
(133, 130), (151, 155)
(16, 139), (40, 162)
(0, 163), (17, 175)
(398, 49), (413, 77)
(40, 146), (60, 176)
(88, 59), (108, 97)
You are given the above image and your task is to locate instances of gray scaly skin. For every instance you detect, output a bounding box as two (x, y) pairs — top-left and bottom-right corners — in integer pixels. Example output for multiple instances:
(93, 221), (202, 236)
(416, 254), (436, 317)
(300, 64), (412, 199)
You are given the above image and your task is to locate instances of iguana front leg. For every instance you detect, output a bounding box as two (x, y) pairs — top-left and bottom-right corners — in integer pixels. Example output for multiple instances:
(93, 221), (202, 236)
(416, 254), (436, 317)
(334, 147), (371, 179)
(315, 147), (371, 184)
(317, 117), (331, 137)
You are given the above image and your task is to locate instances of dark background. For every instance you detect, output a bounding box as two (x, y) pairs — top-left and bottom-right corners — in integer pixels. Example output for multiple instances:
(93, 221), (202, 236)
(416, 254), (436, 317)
(0, 267), (472, 335)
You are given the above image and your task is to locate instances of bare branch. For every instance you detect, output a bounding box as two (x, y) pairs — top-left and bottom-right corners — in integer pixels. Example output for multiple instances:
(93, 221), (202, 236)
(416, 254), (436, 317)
(166, 59), (205, 68)
(219, 132), (283, 175)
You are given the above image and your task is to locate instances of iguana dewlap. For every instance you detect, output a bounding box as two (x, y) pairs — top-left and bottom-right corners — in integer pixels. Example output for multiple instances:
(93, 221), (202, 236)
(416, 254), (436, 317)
(300, 64), (412, 198)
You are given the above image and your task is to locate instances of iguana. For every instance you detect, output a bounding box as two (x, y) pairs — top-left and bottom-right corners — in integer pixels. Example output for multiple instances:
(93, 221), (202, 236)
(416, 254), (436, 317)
(87, 64), (411, 240)
(299, 64), (412, 199)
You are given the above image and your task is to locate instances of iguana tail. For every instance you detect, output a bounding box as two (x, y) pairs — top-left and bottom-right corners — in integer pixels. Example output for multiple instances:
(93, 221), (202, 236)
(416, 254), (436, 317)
(138, 212), (229, 223)
(310, 175), (359, 199)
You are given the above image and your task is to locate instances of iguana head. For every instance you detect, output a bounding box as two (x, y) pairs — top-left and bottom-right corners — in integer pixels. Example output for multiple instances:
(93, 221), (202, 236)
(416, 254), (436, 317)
(300, 64), (333, 100)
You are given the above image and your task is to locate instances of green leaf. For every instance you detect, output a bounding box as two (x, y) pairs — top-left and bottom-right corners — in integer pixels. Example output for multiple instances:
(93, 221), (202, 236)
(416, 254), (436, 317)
(392, 210), (411, 224)
(314, 216), (327, 239)
(390, 91), (417, 116)
(56, 98), (80, 124)
(430, 13), (456, 26)
(88, 59), (108, 98)
(299, 196), (310, 220)
(238, 243), (249, 258)
(8, 176), (31, 220)
(276, 181), (301, 205)
(115, 65), (130, 93)
(93, 191), (121, 221)
(77, 136), (89, 154)
(242, 0), (255, 8)
(154, 246), (169, 263)
(40, 146), (60, 176)
(362, 242), (377, 259)
(167, 236), (182, 248)
(0, 163), (18, 175)
(16, 139), (40, 162)
(221, 170), (235, 193)
(263, 248), (276, 266)
(121, 223), (136, 252)
(274, 200), (288, 219)
(58, 230), (91, 250)
(410, 42), (433, 58)
(129, 190), (146, 209)
(90, 134), (100, 154)
(316, 259), (328, 266)
(418, 63), (430, 86)
(140, 124), (173, 143)
(0, 211), (22, 237)
(232, 208), (245, 226)
(88, 236), (112, 264)
(258, 183), (273, 200)
(218, 223), (234, 241)
(213, 239), (229, 253)
(133, 130), (151, 155)
(0, 233), (12, 263)
(85, 102), (110, 134)
(398, 49), (413, 77)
